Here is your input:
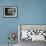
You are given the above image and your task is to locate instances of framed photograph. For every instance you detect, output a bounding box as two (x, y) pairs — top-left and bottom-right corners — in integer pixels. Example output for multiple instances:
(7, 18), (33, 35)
(3, 6), (17, 18)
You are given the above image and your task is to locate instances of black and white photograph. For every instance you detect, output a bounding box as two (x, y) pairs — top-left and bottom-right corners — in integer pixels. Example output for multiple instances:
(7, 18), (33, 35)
(4, 6), (17, 17)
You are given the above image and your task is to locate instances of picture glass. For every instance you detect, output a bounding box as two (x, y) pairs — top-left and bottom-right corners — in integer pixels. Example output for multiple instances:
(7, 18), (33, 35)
(4, 6), (17, 17)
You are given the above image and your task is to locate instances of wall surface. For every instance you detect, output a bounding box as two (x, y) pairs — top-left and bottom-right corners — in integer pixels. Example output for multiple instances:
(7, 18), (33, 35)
(18, 0), (46, 24)
(0, 0), (18, 44)
(0, 0), (46, 46)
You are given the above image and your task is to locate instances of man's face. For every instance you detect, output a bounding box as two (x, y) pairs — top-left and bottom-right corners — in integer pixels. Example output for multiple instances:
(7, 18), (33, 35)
(7, 8), (15, 15)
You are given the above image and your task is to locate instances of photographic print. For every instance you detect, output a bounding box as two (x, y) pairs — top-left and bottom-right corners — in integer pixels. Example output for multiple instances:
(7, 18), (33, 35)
(3, 6), (17, 18)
